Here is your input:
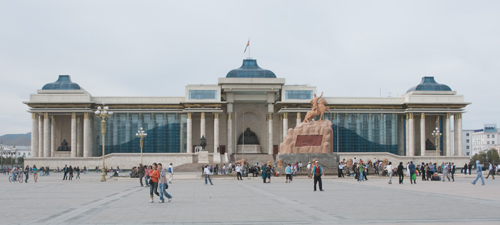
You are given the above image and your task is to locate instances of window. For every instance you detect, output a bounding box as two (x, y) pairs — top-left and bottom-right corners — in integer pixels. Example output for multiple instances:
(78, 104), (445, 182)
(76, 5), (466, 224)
(487, 135), (490, 138)
(466, 139), (469, 143)
(493, 135), (496, 138)
(487, 141), (490, 144)
(466, 146), (470, 149)
(493, 141), (496, 144)
(466, 152), (470, 156)
(188, 90), (217, 99)
(285, 90), (313, 100)
(466, 133), (470, 136)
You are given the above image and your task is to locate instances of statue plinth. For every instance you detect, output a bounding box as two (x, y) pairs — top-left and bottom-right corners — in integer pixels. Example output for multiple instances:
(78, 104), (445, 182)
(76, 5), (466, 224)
(237, 145), (261, 154)
(197, 151), (209, 163)
(280, 119), (333, 154)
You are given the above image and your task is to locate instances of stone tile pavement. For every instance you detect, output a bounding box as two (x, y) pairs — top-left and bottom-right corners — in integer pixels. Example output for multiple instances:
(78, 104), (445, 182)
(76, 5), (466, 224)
(1, 171), (499, 224)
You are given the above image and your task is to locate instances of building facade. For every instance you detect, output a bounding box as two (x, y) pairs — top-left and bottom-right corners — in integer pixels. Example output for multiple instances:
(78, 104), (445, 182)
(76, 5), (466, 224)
(471, 124), (500, 156)
(25, 59), (470, 164)
(450, 129), (474, 157)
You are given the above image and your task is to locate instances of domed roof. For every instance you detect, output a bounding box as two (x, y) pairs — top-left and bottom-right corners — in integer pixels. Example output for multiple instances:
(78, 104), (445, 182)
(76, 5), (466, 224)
(42, 75), (81, 90)
(226, 59), (276, 78)
(406, 77), (452, 93)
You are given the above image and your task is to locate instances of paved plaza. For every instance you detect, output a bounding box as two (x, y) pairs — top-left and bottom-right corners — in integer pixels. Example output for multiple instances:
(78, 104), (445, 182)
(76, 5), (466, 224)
(1, 171), (500, 224)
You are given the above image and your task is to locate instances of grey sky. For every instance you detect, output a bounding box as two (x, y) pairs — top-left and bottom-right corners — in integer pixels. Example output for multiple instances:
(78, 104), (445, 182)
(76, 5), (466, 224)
(1, 0), (499, 135)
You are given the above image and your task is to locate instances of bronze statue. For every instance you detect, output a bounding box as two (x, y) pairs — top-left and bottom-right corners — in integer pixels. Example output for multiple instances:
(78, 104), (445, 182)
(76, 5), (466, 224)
(57, 139), (70, 151)
(200, 136), (207, 150)
(426, 138), (436, 150)
(237, 128), (259, 145)
(303, 92), (330, 122)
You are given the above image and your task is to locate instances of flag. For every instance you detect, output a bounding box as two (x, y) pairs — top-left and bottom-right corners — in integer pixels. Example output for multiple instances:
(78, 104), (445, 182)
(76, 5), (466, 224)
(244, 40), (249, 53)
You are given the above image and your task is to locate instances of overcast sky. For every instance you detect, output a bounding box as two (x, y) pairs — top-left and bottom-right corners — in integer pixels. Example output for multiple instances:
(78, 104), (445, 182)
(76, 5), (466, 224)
(1, 0), (499, 135)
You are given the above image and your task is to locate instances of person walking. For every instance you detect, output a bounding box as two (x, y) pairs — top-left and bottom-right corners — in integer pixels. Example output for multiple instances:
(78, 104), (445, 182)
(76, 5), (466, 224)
(486, 162), (495, 179)
(285, 164), (292, 183)
(235, 163), (242, 180)
(148, 163), (160, 203)
(312, 161), (324, 191)
(261, 164), (268, 183)
(421, 163), (426, 181)
(266, 164), (272, 183)
(472, 161), (485, 185)
(144, 166), (151, 187)
(168, 163), (174, 184)
(204, 165), (213, 185)
(363, 163), (369, 181)
(24, 166), (30, 183)
(442, 163), (450, 182)
(63, 165), (68, 180)
(68, 166), (74, 180)
(32, 165), (38, 183)
(357, 163), (363, 182)
(463, 163), (468, 174)
(409, 161), (416, 184)
(387, 162), (393, 184)
(158, 163), (172, 203)
(76, 167), (81, 179)
(406, 162), (410, 177)
(450, 163), (456, 182)
(338, 162), (345, 178)
(138, 164), (145, 187)
(468, 163), (472, 175)
(397, 162), (404, 184)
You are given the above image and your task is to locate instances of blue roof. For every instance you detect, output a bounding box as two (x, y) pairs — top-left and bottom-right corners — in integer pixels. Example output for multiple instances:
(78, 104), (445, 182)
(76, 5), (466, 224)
(406, 77), (452, 93)
(42, 75), (81, 90)
(226, 59), (276, 78)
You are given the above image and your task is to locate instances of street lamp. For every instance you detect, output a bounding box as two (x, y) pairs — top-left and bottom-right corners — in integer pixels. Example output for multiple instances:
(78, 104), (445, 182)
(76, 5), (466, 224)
(136, 127), (147, 164)
(95, 104), (113, 182)
(431, 127), (442, 166)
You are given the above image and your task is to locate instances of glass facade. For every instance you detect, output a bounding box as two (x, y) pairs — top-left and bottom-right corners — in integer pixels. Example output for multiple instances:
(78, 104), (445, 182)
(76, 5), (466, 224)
(189, 90), (217, 99)
(323, 113), (399, 154)
(94, 113), (187, 156)
(285, 90), (313, 100)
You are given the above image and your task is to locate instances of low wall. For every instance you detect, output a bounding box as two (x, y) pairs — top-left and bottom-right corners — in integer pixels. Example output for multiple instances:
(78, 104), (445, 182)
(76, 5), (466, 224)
(24, 153), (198, 169)
(336, 152), (471, 168)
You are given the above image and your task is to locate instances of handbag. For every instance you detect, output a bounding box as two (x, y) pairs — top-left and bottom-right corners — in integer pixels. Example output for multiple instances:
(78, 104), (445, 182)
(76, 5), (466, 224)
(412, 173), (416, 180)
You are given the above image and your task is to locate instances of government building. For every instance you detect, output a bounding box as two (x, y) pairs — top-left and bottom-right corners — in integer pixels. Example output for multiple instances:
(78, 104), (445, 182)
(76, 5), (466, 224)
(24, 59), (470, 168)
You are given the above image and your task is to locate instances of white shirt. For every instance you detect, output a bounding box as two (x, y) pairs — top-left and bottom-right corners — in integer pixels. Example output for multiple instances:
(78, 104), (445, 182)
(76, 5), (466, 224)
(299, 163), (302, 167)
(338, 164), (345, 169)
(204, 167), (211, 175)
(307, 164), (311, 169)
(223, 165), (226, 170)
(386, 165), (393, 172)
(229, 163), (232, 168)
(353, 158), (357, 164)
(235, 166), (241, 173)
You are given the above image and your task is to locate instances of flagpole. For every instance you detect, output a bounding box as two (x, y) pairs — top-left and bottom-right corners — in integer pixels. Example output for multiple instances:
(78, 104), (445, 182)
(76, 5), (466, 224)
(248, 39), (251, 58)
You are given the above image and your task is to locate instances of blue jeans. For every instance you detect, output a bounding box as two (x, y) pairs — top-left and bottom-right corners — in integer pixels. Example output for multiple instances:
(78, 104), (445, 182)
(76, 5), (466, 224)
(11, 172), (15, 182)
(205, 174), (213, 185)
(473, 172), (485, 185)
(144, 176), (149, 185)
(158, 183), (172, 201)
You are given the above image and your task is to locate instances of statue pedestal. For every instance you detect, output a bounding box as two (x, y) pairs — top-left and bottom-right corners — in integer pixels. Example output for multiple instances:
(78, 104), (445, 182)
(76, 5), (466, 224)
(198, 151), (209, 164)
(213, 152), (221, 163)
(237, 145), (261, 153)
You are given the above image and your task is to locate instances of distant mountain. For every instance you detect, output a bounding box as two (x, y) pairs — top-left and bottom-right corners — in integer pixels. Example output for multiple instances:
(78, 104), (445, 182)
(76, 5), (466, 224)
(0, 133), (31, 146)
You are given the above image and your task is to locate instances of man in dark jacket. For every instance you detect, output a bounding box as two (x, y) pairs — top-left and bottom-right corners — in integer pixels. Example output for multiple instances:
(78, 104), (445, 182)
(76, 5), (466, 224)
(63, 165), (68, 180)
(138, 164), (145, 187)
(397, 162), (404, 184)
(409, 161), (416, 184)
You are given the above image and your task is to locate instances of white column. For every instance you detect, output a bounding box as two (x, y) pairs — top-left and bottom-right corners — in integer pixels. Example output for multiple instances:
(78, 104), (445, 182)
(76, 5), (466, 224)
(71, 113), (77, 157)
(268, 113), (273, 155)
(456, 113), (463, 156)
(84, 113), (92, 157)
(445, 113), (451, 156)
(51, 116), (55, 157)
(187, 113), (192, 153)
(43, 113), (50, 157)
(31, 113), (39, 157)
(214, 113), (219, 152)
(38, 114), (43, 157)
(420, 113), (426, 156)
(227, 113), (232, 155)
(408, 113), (415, 156)
(296, 112), (301, 127)
(200, 112), (206, 138)
(283, 113), (288, 139)
(77, 117), (83, 157)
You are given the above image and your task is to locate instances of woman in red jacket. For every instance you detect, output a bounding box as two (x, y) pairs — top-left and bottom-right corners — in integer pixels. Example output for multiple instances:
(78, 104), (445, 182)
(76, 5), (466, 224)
(149, 163), (160, 203)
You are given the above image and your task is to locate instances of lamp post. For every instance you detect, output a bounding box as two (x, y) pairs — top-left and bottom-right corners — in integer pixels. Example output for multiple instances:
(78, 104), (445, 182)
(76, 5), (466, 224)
(136, 127), (147, 164)
(10, 152), (14, 169)
(95, 104), (113, 182)
(431, 127), (442, 166)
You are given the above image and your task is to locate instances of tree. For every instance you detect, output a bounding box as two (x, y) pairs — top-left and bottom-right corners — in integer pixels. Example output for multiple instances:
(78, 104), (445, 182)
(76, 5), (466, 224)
(472, 149), (500, 164)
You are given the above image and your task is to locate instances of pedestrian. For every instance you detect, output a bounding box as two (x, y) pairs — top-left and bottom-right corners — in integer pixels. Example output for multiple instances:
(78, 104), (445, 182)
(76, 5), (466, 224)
(168, 163), (174, 184)
(463, 163), (468, 174)
(76, 166), (81, 179)
(144, 165), (151, 187)
(387, 162), (393, 184)
(409, 161), (416, 184)
(266, 164), (272, 183)
(486, 162), (495, 179)
(363, 163), (368, 181)
(157, 163), (172, 203)
(138, 163), (145, 187)
(222, 164), (226, 175)
(307, 162), (312, 178)
(468, 163), (472, 175)
(204, 165), (213, 185)
(406, 162), (410, 177)
(84, 166), (87, 174)
(312, 161), (324, 191)
(285, 164), (292, 183)
(397, 162), (404, 184)
(261, 164), (268, 183)
(32, 165), (38, 183)
(69, 166), (73, 180)
(63, 165), (68, 180)
(442, 163), (450, 182)
(357, 163), (363, 182)
(450, 162), (456, 182)
(421, 163), (426, 181)
(472, 160), (485, 185)
(235, 163), (242, 180)
(299, 161), (303, 172)
(148, 163), (160, 203)
(24, 165), (30, 183)
(338, 161), (345, 178)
